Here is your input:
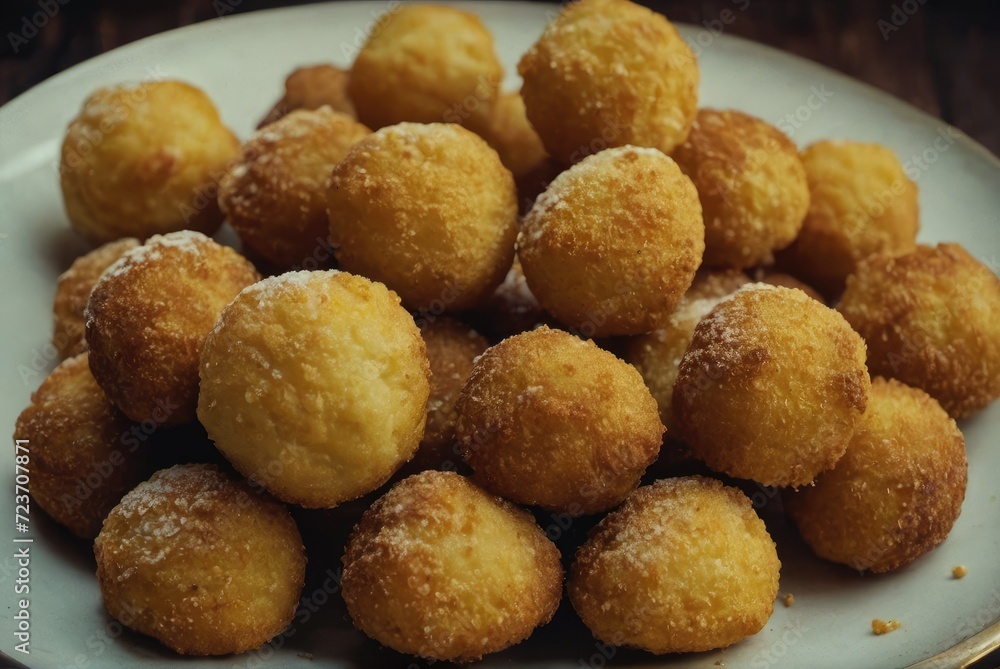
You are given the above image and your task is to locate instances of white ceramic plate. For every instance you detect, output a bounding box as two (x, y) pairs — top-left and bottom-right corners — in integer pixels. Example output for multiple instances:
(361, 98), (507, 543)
(1, 3), (999, 668)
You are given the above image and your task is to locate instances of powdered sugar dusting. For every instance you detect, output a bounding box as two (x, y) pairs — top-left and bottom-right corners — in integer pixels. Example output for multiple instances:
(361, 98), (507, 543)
(101, 230), (211, 281)
(107, 464), (234, 565)
(520, 145), (671, 247)
(683, 282), (783, 366)
(382, 122), (461, 145)
(247, 269), (339, 306)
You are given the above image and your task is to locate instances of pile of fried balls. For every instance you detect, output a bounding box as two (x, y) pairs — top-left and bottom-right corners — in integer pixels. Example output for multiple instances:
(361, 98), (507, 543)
(16, 0), (1000, 662)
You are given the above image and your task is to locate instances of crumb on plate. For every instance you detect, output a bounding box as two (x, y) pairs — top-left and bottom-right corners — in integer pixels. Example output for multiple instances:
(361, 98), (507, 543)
(952, 565), (968, 579)
(872, 619), (901, 635)
(781, 593), (795, 607)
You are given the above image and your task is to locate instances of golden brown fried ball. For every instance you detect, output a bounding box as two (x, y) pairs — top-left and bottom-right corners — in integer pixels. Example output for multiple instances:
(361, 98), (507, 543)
(13, 353), (153, 539)
(455, 326), (664, 514)
(348, 4), (503, 133)
(94, 464), (306, 655)
(258, 64), (355, 128)
(518, 0), (698, 165)
(671, 109), (809, 269)
(341, 471), (562, 662)
(518, 146), (704, 337)
(328, 123), (517, 312)
(219, 108), (371, 270)
(786, 378), (966, 573)
(53, 238), (139, 359)
(411, 318), (489, 471)
(198, 271), (429, 508)
(839, 243), (1000, 419)
(480, 90), (548, 180)
(85, 231), (260, 426)
(569, 476), (780, 653)
(777, 140), (919, 296)
(60, 80), (239, 243)
(674, 284), (870, 487)
(624, 271), (749, 435)
(755, 270), (825, 302)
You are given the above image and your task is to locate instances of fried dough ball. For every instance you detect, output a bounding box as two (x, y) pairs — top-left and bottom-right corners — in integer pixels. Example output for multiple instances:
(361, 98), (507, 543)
(518, 146), (704, 336)
(480, 90), (548, 180)
(455, 327), (664, 514)
(624, 271), (749, 435)
(777, 140), (919, 296)
(518, 0), (699, 165)
(671, 109), (809, 268)
(94, 464), (306, 655)
(328, 123), (517, 312)
(258, 64), (355, 128)
(219, 108), (371, 270)
(411, 318), (489, 470)
(569, 476), (780, 653)
(839, 243), (1000, 419)
(85, 232), (260, 426)
(786, 378), (966, 573)
(755, 270), (824, 302)
(13, 354), (153, 539)
(198, 271), (429, 508)
(674, 284), (870, 487)
(60, 80), (239, 243)
(341, 471), (562, 662)
(53, 238), (139, 359)
(347, 4), (503, 134)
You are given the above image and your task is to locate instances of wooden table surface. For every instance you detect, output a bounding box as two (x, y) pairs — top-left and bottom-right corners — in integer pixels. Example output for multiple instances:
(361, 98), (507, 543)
(1, 1), (999, 668)
(1, 0), (998, 156)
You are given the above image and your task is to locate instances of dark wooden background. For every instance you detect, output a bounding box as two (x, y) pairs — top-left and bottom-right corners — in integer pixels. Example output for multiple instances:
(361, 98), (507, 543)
(1, 1), (999, 667)
(1, 0), (998, 156)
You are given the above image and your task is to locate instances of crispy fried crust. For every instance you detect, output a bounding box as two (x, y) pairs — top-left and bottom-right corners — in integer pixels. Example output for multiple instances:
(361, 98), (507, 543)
(518, 0), (698, 164)
(455, 326), (664, 514)
(341, 471), (563, 662)
(756, 270), (825, 302)
(569, 476), (780, 653)
(674, 284), (870, 487)
(672, 108), (809, 269)
(517, 146), (705, 336)
(85, 232), (260, 425)
(328, 123), (518, 312)
(786, 377), (967, 573)
(347, 4), (503, 134)
(60, 80), (239, 243)
(14, 353), (152, 539)
(219, 108), (371, 269)
(257, 64), (355, 128)
(53, 238), (140, 359)
(412, 318), (489, 470)
(94, 464), (306, 655)
(838, 243), (1000, 418)
(198, 270), (429, 508)
(777, 140), (919, 297)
